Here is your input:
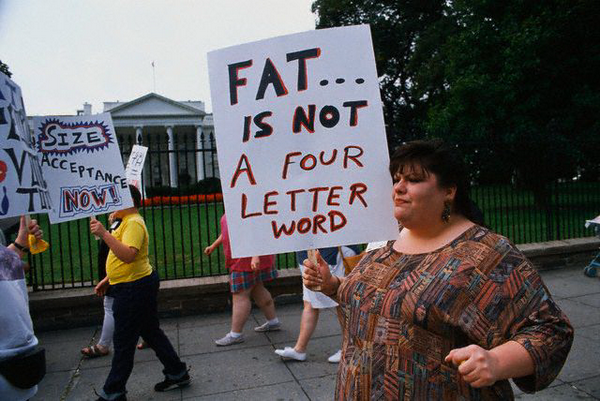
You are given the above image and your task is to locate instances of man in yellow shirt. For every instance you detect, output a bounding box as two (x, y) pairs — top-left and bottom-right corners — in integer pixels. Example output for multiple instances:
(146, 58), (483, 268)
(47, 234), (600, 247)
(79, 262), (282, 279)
(91, 185), (189, 401)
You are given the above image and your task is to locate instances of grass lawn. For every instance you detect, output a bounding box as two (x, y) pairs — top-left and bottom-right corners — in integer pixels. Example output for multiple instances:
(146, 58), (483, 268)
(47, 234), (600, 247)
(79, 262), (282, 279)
(27, 181), (600, 289)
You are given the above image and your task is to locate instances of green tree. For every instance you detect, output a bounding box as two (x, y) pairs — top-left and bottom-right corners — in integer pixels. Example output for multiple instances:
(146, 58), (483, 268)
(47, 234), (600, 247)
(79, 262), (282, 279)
(312, 0), (600, 204)
(311, 0), (447, 146)
(0, 60), (12, 77)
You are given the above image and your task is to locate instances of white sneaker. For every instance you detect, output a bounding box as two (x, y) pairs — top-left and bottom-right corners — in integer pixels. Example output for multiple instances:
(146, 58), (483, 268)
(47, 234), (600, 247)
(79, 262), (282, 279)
(274, 346), (306, 361)
(214, 333), (244, 346)
(254, 321), (281, 332)
(328, 349), (342, 363)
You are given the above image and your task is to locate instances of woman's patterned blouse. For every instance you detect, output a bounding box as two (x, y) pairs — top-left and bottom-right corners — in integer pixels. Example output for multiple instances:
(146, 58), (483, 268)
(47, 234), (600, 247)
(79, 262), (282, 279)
(336, 225), (573, 400)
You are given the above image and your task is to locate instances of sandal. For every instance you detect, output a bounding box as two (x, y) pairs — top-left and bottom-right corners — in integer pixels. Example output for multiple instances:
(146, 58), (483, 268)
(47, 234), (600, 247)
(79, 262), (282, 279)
(81, 344), (109, 358)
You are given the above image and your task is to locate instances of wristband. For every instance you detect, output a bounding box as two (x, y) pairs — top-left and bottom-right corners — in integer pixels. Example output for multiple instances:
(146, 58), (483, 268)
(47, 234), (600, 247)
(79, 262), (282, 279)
(13, 241), (29, 253)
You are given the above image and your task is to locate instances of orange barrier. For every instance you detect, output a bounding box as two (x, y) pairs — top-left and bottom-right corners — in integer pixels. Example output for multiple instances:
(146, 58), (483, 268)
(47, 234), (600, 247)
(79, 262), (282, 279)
(142, 193), (223, 206)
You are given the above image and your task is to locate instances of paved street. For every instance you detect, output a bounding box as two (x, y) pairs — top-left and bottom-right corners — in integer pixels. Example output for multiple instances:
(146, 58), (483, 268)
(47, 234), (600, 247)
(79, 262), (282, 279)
(33, 265), (600, 400)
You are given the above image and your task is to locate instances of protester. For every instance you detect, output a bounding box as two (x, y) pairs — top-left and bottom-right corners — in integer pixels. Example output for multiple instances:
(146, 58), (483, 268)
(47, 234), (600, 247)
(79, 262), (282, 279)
(275, 246), (359, 363)
(302, 139), (574, 399)
(81, 214), (122, 359)
(90, 185), (189, 400)
(0, 216), (45, 401)
(204, 213), (280, 346)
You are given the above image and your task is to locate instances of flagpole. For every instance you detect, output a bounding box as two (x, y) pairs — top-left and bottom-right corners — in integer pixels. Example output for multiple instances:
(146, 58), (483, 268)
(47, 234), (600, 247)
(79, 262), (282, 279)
(152, 61), (156, 93)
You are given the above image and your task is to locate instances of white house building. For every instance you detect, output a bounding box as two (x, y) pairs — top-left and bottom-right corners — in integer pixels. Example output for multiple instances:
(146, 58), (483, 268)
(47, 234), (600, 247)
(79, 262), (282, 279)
(80, 93), (218, 188)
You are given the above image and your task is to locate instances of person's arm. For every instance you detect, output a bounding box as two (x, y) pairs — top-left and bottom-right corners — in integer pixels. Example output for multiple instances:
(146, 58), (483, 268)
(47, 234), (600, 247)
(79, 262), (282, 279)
(8, 216), (43, 258)
(95, 275), (110, 296)
(445, 341), (534, 388)
(90, 219), (138, 263)
(204, 234), (223, 255)
(448, 247), (573, 392)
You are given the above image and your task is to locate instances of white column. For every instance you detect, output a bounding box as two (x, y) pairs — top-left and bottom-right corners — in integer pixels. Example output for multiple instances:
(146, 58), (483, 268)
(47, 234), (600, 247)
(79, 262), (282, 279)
(166, 126), (178, 187)
(196, 125), (205, 181)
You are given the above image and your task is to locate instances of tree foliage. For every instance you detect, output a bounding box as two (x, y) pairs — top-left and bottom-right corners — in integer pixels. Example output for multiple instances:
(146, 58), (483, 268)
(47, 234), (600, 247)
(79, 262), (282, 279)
(312, 0), (600, 193)
(0, 60), (11, 77)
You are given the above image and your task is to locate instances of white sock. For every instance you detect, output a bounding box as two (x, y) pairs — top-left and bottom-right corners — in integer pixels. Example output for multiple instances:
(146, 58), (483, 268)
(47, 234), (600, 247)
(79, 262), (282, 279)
(268, 317), (279, 325)
(229, 331), (242, 338)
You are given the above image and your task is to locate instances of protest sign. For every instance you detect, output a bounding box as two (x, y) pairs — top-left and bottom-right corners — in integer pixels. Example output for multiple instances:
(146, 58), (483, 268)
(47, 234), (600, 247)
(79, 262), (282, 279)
(0, 73), (52, 218)
(125, 144), (148, 193)
(208, 24), (398, 258)
(33, 113), (133, 223)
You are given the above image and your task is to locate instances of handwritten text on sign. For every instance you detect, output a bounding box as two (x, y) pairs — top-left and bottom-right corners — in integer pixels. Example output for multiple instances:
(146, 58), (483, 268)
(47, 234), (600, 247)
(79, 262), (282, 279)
(208, 25), (398, 257)
(0, 73), (52, 218)
(34, 113), (133, 223)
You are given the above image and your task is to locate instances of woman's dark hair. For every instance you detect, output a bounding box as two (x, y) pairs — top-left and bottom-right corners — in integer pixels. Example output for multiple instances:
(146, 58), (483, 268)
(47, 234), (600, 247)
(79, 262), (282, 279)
(129, 184), (142, 208)
(389, 139), (484, 225)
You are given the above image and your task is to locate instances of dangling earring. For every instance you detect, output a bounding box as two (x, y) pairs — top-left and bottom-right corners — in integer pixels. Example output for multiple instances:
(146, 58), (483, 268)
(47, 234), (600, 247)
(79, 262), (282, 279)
(441, 201), (451, 223)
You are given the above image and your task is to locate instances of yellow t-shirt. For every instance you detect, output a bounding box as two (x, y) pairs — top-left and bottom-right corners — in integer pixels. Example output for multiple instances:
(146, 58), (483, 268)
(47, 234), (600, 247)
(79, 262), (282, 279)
(106, 213), (153, 284)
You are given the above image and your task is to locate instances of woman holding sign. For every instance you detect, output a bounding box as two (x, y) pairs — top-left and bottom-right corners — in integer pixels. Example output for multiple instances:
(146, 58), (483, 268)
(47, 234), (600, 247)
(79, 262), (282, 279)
(302, 140), (573, 400)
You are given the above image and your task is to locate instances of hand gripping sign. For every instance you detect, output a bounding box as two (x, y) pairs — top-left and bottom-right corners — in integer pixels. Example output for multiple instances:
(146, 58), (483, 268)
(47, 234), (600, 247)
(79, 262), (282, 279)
(0, 73), (52, 218)
(33, 113), (133, 223)
(208, 25), (398, 258)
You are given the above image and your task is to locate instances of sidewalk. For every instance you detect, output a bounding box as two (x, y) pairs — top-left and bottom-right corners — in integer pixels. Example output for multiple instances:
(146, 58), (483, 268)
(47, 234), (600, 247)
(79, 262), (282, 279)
(33, 265), (600, 400)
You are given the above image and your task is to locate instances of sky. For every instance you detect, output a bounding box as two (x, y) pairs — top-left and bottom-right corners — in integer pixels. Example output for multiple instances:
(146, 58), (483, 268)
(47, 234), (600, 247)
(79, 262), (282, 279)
(0, 0), (317, 116)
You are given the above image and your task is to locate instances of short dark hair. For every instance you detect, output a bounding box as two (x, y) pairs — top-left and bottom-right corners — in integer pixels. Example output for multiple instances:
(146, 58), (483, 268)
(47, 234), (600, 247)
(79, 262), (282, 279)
(389, 139), (483, 225)
(129, 184), (142, 208)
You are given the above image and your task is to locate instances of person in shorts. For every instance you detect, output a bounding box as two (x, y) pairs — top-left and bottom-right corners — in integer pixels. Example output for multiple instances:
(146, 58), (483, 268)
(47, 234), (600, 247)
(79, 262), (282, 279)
(204, 213), (280, 346)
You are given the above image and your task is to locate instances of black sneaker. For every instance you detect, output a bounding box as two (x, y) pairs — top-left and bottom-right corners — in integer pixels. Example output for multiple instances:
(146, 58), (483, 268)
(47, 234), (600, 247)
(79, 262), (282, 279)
(154, 371), (191, 392)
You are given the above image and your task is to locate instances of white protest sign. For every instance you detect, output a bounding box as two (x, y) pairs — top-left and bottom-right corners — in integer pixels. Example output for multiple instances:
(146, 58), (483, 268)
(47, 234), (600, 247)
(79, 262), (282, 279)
(208, 25), (398, 258)
(125, 144), (148, 192)
(0, 73), (52, 218)
(33, 113), (133, 223)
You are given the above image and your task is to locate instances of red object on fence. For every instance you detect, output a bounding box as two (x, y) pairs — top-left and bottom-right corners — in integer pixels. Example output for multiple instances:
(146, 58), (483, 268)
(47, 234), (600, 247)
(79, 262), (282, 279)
(142, 193), (223, 206)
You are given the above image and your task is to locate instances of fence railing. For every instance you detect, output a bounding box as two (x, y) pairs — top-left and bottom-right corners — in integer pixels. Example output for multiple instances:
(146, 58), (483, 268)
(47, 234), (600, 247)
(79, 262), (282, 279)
(25, 137), (600, 290)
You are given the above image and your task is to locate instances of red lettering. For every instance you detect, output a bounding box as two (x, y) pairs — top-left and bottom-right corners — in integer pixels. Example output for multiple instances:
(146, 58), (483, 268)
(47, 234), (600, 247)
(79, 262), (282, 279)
(264, 191), (279, 215)
(286, 189), (305, 211)
(308, 186), (328, 212)
(230, 154), (257, 188)
(329, 210), (347, 232)
(271, 220), (296, 239)
(327, 186), (343, 206)
(343, 145), (364, 168)
(312, 214), (327, 234)
(297, 217), (312, 234)
(282, 151), (301, 179)
(349, 183), (368, 207)
(241, 193), (261, 219)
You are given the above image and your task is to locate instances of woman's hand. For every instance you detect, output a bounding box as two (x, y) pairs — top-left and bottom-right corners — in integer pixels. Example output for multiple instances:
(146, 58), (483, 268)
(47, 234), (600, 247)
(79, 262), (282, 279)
(90, 218), (107, 238)
(250, 256), (260, 271)
(204, 245), (214, 255)
(95, 277), (110, 297)
(302, 251), (338, 295)
(445, 344), (501, 388)
(16, 216), (42, 246)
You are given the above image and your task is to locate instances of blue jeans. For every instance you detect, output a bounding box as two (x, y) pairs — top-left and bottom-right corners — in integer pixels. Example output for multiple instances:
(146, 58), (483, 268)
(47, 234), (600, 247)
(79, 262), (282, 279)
(102, 271), (186, 397)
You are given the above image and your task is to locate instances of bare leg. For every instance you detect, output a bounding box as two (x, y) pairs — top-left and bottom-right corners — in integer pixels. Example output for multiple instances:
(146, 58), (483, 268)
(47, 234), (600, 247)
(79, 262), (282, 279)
(231, 288), (252, 333)
(294, 301), (319, 353)
(251, 282), (276, 321)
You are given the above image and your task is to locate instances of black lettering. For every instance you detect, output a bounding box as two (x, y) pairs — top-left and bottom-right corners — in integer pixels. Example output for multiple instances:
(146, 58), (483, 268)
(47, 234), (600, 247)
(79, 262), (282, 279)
(256, 58), (288, 100)
(228, 60), (253, 105)
(286, 48), (321, 91)
(292, 105), (316, 133)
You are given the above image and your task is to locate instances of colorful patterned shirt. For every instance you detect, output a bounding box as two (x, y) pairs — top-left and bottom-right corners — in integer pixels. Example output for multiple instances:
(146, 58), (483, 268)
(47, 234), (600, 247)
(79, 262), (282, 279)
(336, 225), (573, 400)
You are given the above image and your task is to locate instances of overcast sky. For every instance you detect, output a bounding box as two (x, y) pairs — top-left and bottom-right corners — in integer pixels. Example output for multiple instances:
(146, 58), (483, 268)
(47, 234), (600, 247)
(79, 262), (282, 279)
(0, 0), (317, 116)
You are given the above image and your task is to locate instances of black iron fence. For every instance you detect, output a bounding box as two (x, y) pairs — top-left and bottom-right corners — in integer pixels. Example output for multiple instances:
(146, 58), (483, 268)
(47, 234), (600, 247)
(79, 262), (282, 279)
(25, 136), (600, 290)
